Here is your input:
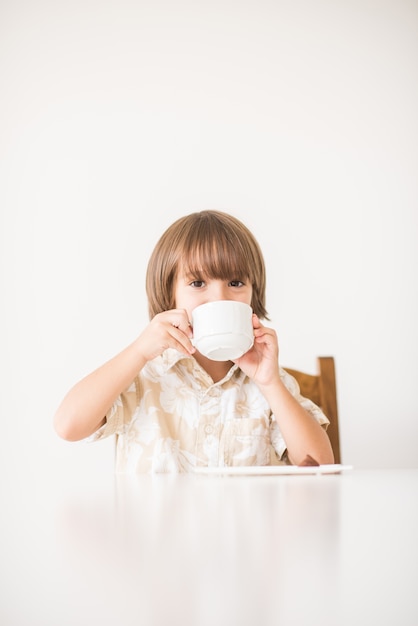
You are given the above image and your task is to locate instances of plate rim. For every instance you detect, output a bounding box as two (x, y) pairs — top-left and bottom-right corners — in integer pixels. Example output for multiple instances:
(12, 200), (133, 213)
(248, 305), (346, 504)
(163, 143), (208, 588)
(193, 464), (353, 476)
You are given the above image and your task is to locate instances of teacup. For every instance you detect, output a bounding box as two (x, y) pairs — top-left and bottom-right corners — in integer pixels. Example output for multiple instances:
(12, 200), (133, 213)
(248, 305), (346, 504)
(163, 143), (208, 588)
(191, 300), (254, 361)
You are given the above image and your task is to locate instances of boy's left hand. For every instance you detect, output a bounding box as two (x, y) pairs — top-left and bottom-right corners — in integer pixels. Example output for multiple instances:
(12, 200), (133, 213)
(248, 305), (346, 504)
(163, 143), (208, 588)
(234, 314), (280, 387)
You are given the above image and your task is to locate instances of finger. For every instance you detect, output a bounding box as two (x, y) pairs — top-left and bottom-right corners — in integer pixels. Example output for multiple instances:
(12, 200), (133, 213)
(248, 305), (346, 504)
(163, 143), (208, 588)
(252, 313), (263, 329)
(171, 321), (193, 337)
(166, 309), (191, 331)
(169, 323), (195, 353)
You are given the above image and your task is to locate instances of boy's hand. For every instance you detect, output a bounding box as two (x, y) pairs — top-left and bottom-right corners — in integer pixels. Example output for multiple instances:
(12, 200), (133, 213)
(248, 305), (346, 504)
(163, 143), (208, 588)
(134, 309), (195, 362)
(234, 315), (280, 387)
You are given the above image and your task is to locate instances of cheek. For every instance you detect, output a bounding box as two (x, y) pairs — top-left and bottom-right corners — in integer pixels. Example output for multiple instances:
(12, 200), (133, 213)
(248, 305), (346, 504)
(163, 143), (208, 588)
(173, 287), (192, 312)
(172, 278), (184, 308)
(244, 288), (253, 306)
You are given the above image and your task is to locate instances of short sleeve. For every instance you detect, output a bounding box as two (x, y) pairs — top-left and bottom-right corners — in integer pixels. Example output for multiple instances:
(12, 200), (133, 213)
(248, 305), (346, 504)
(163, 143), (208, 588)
(87, 378), (141, 442)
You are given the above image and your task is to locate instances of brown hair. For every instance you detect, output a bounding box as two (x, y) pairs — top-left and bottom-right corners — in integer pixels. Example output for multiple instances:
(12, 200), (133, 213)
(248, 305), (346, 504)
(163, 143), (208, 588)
(146, 210), (269, 320)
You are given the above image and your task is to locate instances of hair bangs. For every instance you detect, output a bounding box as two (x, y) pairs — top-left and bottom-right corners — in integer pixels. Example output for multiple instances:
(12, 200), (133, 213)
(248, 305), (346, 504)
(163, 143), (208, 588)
(181, 221), (252, 282)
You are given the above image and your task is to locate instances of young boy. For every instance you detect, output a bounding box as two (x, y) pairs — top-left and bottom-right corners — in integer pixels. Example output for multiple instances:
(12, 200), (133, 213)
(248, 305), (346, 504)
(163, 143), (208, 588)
(54, 210), (334, 472)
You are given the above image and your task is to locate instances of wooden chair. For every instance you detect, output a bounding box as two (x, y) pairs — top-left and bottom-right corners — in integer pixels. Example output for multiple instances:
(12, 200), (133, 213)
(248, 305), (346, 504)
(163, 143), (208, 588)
(284, 356), (341, 464)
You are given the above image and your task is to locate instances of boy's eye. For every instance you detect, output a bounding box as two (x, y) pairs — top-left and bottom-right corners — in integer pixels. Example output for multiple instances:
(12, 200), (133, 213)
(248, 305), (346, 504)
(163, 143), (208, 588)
(188, 278), (245, 288)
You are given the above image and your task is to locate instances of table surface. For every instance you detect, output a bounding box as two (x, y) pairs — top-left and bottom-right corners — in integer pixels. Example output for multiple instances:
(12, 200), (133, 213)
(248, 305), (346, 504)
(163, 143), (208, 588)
(2, 468), (417, 626)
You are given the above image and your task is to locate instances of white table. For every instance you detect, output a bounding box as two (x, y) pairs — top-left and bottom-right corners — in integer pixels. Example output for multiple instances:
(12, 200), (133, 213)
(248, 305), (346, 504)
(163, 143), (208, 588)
(1, 468), (417, 626)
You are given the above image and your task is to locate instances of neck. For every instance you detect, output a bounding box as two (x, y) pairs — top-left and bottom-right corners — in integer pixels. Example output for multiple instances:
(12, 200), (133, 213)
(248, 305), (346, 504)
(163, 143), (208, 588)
(193, 352), (233, 383)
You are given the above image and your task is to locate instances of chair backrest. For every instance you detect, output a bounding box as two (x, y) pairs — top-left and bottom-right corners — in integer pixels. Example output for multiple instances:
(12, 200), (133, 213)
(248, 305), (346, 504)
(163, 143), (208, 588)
(284, 356), (341, 464)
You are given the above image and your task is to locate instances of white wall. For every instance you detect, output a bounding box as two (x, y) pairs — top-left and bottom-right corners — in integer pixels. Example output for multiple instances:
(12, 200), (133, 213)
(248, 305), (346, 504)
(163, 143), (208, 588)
(1, 0), (417, 478)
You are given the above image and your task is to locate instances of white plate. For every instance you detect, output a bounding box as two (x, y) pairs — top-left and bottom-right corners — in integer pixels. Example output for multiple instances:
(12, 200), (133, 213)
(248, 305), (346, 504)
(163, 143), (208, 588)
(193, 464), (352, 476)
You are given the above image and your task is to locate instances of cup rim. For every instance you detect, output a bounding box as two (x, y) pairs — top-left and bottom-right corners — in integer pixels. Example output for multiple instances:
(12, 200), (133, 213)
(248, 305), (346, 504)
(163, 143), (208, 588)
(192, 300), (252, 315)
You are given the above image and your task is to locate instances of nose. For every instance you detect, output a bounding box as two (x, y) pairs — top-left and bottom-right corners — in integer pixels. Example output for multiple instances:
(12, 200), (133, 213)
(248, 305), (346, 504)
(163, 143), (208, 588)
(209, 281), (230, 301)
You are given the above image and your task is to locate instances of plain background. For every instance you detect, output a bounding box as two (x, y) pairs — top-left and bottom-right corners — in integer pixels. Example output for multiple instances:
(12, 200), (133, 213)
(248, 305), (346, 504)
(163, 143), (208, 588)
(1, 0), (417, 480)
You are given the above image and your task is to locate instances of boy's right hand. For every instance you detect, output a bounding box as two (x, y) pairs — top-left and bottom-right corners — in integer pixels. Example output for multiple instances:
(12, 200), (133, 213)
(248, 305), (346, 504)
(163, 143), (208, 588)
(134, 309), (195, 362)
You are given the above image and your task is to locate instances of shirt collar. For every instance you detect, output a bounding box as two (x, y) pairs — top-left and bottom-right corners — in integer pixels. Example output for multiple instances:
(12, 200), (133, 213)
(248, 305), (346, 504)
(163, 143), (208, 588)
(160, 348), (241, 384)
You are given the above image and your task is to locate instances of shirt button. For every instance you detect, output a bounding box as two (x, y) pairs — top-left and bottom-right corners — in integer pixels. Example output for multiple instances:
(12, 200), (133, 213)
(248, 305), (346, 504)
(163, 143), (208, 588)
(204, 424), (214, 434)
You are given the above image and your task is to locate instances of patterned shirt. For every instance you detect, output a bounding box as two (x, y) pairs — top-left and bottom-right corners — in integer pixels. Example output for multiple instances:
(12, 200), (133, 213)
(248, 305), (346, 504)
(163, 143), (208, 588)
(89, 349), (329, 473)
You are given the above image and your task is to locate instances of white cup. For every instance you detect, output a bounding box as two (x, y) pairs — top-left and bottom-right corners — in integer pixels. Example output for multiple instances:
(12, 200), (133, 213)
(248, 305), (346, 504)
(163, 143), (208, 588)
(191, 300), (254, 361)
